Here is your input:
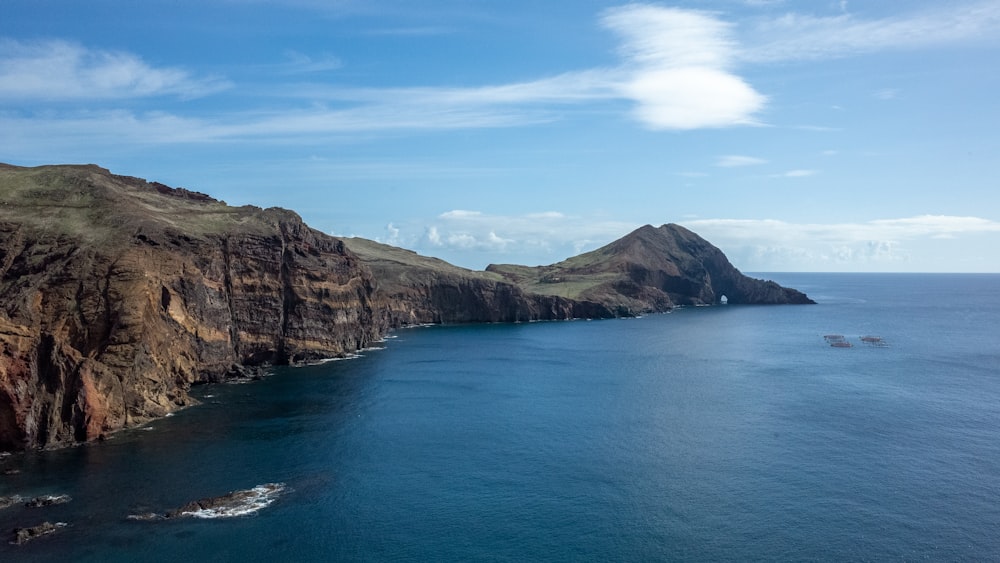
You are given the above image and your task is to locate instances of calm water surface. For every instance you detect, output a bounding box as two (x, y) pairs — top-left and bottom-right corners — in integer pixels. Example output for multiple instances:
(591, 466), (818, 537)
(1, 273), (999, 561)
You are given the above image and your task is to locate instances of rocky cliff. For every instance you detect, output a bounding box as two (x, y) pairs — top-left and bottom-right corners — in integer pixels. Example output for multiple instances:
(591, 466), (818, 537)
(342, 237), (618, 325)
(0, 164), (812, 451)
(0, 164), (382, 451)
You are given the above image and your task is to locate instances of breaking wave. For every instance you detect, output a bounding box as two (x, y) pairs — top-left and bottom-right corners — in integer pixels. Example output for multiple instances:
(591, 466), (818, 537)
(128, 483), (287, 521)
(180, 483), (286, 519)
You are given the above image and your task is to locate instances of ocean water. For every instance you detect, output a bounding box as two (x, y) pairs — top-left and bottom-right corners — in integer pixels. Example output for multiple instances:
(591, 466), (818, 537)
(1, 273), (999, 561)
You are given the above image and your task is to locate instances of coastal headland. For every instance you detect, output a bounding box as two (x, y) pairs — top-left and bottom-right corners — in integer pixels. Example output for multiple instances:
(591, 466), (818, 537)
(0, 163), (812, 451)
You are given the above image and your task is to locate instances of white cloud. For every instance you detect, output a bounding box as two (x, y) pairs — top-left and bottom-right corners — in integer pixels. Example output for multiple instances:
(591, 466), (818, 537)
(716, 155), (767, 167)
(683, 215), (1000, 271)
(426, 226), (442, 246)
(381, 222), (402, 246)
(0, 104), (546, 155)
(602, 6), (737, 69)
(439, 210), (484, 220)
(601, 5), (766, 129)
(304, 69), (618, 106)
(874, 88), (899, 100)
(771, 169), (817, 177)
(3, 2), (997, 146)
(868, 215), (1000, 235)
(793, 125), (842, 132)
(741, 1), (1000, 63)
(384, 209), (637, 266)
(0, 39), (229, 100)
(371, 213), (1000, 272)
(526, 211), (566, 220)
(280, 50), (343, 74)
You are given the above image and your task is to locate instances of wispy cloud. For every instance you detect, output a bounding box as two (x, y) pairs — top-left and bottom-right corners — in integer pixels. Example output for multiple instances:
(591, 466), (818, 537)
(866, 215), (1000, 235)
(687, 216), (1000, 243)
(741, 1), (1000, 63)
(291, 69), (620, 106)
(2, 2), (998, 146)
(793, 125), (842, 132)
(771, 169), (817, 178)
(0, 39), (229, 100)
(280, 50), (343, 74)
(684, 215), (1000, 270)
(362, 26), (456, 36)
(716, 155), (767, 167)
(375, 213), (1000, 272)
(378, 209), (637, 264)
(601, 5), (766, 129)
(874, 88), (899, 100)
(0, 103), (548, 155)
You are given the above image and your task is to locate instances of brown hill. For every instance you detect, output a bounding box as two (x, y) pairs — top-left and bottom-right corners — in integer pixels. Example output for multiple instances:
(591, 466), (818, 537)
(487, 224), (814, 313)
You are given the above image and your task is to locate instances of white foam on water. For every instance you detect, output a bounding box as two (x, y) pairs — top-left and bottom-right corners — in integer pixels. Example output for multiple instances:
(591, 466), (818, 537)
(28, 494), (71, 505)
(179, 483), (287, 519)
(309, 354), (361, 364)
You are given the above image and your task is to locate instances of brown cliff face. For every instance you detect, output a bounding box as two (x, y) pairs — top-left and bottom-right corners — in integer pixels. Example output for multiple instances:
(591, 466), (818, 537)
(0, 164), (382, 450)
(342, 238), (617, 326)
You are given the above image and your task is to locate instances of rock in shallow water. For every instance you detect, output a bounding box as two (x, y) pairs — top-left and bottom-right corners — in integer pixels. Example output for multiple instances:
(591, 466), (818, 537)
(0, 496), (24, 510)
(128, 483), (286, 521)
(10, 521), (67, 545)
(24, 494), (71, 508)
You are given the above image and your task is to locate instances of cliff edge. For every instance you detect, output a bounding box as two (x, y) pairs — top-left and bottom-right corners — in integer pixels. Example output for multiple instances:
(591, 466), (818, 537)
(0, 164), (382, 450)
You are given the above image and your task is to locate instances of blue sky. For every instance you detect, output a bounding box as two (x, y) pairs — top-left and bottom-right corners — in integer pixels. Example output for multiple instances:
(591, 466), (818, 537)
(2, 0), (999, 272)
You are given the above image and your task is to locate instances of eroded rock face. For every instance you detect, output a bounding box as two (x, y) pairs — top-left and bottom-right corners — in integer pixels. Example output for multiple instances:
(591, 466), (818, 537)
(342, 238), (620, 326)
(0, 165), (384, 451)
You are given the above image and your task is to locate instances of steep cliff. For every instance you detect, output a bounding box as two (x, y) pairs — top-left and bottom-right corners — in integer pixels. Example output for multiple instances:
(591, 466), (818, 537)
(0, 164), (382, 450)
(342, 237), (617, 325)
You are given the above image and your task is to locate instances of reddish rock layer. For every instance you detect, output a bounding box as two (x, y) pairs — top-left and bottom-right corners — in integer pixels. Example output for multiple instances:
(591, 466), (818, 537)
(0, 164), (382, 450)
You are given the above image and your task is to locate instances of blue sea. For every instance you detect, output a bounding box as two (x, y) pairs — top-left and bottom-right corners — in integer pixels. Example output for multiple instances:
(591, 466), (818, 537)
(2, 273), (999, 561)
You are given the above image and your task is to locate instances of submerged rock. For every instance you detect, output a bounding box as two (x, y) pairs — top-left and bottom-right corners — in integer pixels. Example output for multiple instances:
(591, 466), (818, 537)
(10, 521), (66, 545)
(0, 495), (23, 510)
(24, 494), (71, 508)
(129, 483), (286, 521)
